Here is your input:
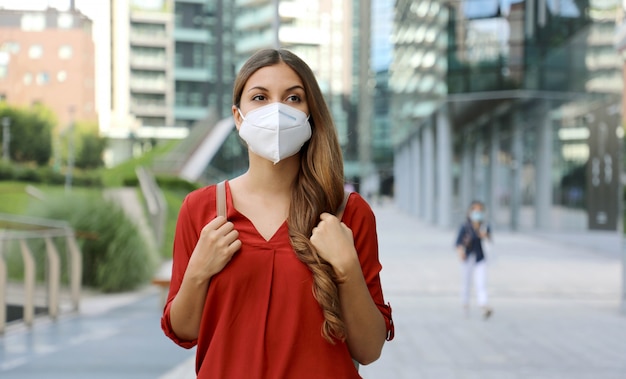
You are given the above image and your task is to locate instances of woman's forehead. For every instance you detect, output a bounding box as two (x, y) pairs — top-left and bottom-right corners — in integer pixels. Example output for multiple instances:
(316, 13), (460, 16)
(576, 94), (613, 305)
(244, 62), (303, 90)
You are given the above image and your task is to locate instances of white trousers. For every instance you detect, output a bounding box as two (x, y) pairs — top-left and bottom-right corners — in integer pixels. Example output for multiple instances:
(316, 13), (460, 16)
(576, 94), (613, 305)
(461, 256), (488, 307)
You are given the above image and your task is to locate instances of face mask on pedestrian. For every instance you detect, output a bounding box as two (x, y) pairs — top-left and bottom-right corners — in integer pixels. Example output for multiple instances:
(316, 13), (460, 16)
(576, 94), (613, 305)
(237, 102), (312, 164)
(469, 211), (484, 223)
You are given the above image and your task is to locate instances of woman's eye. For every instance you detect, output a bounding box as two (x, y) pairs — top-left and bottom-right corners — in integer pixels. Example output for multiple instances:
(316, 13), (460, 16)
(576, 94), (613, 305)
(286, 95), (301, 103)
(252, 94), (266, 101)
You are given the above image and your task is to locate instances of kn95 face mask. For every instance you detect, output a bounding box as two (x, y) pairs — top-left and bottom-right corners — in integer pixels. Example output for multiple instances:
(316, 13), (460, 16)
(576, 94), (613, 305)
(238, 102), (312, 164)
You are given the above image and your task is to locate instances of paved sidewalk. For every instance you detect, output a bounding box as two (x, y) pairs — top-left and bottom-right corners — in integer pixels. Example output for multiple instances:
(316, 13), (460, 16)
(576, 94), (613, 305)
(2, 201), (626, 378)
(359, 203), (626, 379)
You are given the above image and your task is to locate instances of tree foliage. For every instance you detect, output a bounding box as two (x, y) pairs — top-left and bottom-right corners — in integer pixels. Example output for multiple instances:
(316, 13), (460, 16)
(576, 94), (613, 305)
(0, 103), (55, 165)
(73, 120), (107, 169)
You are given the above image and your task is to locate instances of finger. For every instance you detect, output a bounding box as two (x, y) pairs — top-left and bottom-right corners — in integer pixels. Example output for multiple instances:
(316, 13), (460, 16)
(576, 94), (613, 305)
(228, 239), (242, 254)
(319, 212), (333, 221)
(217, 220), (235, 235)
(340, 222), (352, 234)
(223, 229), (239, 245)
(204, 215), (227, 231)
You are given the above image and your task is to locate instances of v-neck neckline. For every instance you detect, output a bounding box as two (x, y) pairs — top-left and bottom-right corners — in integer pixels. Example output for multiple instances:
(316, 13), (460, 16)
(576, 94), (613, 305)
(224, 180), (289, 243)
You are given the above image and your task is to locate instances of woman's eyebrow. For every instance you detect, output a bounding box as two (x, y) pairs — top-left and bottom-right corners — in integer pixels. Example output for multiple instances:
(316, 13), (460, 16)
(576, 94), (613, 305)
(246, 85), (305, 93)
(246, 85), (268, 93)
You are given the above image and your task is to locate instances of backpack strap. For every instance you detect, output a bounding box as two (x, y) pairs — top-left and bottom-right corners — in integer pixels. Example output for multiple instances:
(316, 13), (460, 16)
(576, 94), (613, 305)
(336, 191), (351, 220)
(216, 180), (226, 218)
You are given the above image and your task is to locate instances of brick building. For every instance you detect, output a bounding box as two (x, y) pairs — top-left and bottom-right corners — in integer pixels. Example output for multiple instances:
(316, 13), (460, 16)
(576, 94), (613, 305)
(0, 6), (96, 130)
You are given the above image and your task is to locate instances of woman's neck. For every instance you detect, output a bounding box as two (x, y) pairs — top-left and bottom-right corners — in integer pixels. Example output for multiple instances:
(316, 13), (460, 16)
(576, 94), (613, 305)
(238, 154), (300, 194)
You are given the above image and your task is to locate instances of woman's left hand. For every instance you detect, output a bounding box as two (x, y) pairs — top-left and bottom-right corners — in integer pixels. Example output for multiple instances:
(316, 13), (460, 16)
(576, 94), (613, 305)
(310, 213), (358, 278)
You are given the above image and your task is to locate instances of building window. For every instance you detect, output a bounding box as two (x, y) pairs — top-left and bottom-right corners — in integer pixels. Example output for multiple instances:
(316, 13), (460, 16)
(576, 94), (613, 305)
(192, 44), (205, 67)
(21, 13), (45, 31)
(28, 45), (43, 59)
(131, 0), (166, 11)
(0, 51), (8, 79)
(57, 70), (67, 82)
(131, 22), (166, 39)
(58, 45), (73, 59)
(130, 70), (166, 90)
(137, 117), (166, 127)
(1, 41), (20, 54)
(23, 73), (32, 85)
(58, 13), (73, 29)
(131, 46), (165, 66)
(36, 72), (49, 85)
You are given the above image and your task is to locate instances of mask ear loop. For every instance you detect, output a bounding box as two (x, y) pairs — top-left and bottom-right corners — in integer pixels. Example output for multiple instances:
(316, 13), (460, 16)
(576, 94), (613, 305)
(237, 108), (246, 121)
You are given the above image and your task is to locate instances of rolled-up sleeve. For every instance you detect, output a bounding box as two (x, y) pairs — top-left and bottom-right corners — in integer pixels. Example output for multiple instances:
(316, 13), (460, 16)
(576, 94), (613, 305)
(345, 194), (395, 341)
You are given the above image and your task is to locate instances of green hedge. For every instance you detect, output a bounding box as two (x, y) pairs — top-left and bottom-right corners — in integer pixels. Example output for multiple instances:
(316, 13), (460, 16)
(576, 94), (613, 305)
(122, 173), (199, 193)
(0, 161), (102, 187)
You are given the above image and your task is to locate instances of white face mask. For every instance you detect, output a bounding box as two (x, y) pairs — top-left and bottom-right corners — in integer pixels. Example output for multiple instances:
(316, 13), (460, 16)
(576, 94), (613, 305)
(470, 211), (484, 222)
(238, 102), (312, 164)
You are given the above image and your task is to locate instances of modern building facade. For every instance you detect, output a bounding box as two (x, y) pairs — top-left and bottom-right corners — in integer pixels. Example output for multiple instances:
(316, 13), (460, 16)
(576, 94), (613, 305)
(371, 0), (395, 195)
(173, 0), (235, 125)
(105, 0), (188, 166)
(0, 6), (97, 129)
(391, 0), (623, 241)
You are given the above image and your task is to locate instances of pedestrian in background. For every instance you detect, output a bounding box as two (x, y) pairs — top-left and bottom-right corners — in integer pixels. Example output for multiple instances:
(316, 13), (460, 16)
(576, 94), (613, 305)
(161, 48), (394, 378)
(455, 200), (493, 319)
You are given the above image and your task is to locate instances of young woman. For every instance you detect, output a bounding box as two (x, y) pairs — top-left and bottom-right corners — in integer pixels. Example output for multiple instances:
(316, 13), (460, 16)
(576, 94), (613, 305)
(161, 48), (394, 378)
(455, 200), (493, 319)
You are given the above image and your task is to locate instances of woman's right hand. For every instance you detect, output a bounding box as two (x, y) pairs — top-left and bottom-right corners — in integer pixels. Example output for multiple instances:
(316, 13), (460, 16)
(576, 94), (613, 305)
(186, 216), (242, 282)
(456, 246), (466, 261)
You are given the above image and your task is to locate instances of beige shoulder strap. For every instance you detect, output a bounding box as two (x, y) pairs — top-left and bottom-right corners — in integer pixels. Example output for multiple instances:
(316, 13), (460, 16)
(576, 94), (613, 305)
(216, 180), (226, 218)
(336, 191), (351, 220)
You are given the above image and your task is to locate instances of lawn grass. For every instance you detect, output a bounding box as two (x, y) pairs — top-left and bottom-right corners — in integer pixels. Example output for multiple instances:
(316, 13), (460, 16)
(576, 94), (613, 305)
(0, 181), (30, 214)
(0, 181), (100, 215)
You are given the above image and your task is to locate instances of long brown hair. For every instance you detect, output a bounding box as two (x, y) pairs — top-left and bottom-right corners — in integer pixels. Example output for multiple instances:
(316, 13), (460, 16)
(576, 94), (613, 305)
(233, 49), (346, 343)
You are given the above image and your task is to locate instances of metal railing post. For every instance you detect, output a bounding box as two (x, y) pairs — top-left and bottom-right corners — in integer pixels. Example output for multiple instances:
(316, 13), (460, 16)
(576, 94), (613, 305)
(0, 237), (7, 334)
(19, 239), (36, 326)
(0, 214), (83, 328)
(45, 237), (60, 319)
(66, 233), (82, 312)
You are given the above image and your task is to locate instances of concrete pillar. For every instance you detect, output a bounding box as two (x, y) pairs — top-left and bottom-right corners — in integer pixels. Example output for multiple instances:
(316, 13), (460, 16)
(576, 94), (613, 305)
(436, 108), (453, 228)
(402, 145), (412, 211)
(474, 137), (486, 202)
(510, 110), (523, 231)
(394, 145), (409, 210)
(535, 101), (553, 230)
(402, 143), (412, 214)
(422, 122), (435, 223)
(411, 133), (422, 217)
(393, 148), (401, 207)
(460, 131), (473, 216)
(489, 118), (500, 227)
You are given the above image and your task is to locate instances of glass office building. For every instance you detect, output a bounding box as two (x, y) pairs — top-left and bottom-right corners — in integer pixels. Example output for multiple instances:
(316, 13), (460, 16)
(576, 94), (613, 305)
(391, 0), (622, 236)
(174, 0), (235, 125)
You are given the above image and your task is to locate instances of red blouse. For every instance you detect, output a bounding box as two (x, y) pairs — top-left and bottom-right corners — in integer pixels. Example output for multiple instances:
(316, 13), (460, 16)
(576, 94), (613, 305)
(161, 181), (393, 379)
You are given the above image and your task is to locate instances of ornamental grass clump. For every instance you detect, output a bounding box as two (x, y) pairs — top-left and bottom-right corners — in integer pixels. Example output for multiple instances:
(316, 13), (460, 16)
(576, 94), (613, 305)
(26, 193), (158, 292)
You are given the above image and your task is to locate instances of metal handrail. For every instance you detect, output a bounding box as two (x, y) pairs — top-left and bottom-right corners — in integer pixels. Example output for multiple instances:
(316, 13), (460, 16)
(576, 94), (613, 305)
(0, 213), (82, 334)
(136, 166), (167, 249)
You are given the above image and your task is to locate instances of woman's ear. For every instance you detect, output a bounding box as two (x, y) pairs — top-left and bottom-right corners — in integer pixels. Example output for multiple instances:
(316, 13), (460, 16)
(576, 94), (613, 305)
(232, 105), (242, 131)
